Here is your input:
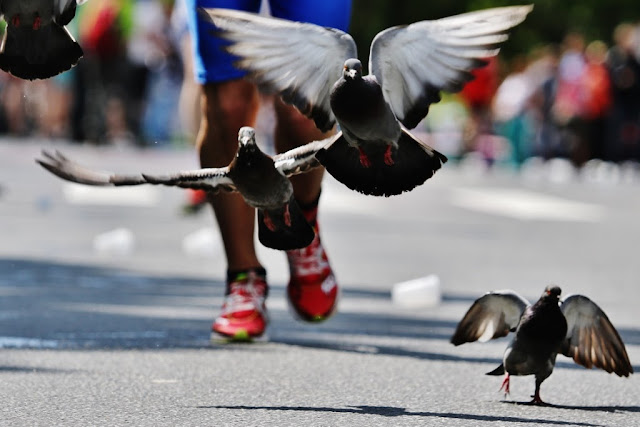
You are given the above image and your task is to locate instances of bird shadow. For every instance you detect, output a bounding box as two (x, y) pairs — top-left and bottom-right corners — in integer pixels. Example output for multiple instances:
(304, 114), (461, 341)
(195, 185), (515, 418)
(195, 404), (601, 425)
(501, 400), (640, 413)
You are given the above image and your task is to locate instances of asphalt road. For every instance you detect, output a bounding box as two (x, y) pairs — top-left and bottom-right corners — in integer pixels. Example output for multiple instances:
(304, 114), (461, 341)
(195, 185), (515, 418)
(1, 139), (639, 426)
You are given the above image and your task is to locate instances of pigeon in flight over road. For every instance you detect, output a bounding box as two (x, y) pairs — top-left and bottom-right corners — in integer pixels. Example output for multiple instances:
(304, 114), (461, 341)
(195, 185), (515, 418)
(451, 286), (633, 404)
(200, 5), (533, 196)
(0, 0), (88, 80)
(37, 127), (329, 251)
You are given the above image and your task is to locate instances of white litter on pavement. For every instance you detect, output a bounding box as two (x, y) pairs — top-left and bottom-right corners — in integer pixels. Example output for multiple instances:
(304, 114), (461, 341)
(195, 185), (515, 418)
(391, 274), (441, 308)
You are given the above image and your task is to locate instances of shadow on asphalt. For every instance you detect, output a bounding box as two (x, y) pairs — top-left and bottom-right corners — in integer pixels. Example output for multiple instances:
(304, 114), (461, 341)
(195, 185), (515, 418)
(1, 257), (639, 373)
(195, 405), (604, 425)
(501, 400), (640, 413)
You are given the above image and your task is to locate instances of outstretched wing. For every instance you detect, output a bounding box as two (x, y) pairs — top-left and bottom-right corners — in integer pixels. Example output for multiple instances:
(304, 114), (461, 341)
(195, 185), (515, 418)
(451, 290), (529, 345)
(37, 150), (147, 186)
(142, 169), (235, 194)
(561, 294), (633, 377)
(273, 134), (339, 177)
(199, 8), (357, 132)
(369, 5), (533, 129)
(37, 150), (236, 193)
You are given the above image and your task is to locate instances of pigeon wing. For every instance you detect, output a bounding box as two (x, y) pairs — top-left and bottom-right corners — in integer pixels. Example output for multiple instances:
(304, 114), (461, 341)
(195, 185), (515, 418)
(560, 294), (633, 377)
(273, 134), (339, 177)
(37, 150), (147, 186)
(199, 8), (357, 132)
(369, 5), (533, 129)
(451, 290), (529, 345)
(142, 168), (235, 194)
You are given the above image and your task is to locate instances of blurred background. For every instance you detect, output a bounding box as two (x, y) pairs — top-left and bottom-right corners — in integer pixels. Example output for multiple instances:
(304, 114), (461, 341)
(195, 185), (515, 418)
(0, 0), (639, 171)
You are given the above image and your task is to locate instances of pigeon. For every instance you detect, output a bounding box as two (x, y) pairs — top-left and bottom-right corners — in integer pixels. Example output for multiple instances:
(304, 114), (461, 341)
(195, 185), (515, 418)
(36, 127), (330, 251)
(199, 5), (533, 196)
(0, 0), (88, 80)
(451, 286), (633, 404)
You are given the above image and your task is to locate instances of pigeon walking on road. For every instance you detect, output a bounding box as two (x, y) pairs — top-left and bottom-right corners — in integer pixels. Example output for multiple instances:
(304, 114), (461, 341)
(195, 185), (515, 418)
(200, 5), (533, 196)
(0, 0), (88, 80)
(37, 127), (329, 251)
(451, 286), (633, 404)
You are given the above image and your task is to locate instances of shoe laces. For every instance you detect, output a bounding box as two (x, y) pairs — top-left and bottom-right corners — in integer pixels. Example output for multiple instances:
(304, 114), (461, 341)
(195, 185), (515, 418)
(225, 272), (267, 308)
(287, 234), (329, 277)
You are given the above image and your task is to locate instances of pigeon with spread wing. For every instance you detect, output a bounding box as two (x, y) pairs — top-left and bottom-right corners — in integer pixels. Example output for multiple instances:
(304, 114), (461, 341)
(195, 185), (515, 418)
(37, 127), (330, 250)
(451, 286), (633, 404)
(200, 5), (533, 196)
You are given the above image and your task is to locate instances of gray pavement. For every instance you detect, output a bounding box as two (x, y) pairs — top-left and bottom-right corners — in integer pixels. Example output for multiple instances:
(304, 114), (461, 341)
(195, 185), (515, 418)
(0, 139), (639, 426)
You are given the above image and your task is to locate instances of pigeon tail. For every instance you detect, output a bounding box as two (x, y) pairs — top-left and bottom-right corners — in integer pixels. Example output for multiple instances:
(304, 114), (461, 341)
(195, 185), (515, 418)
(257, 196), (315, 250)
(0, 25), (82, 80)
(486, 364), (505, 376)
(316, 131), (447, 197)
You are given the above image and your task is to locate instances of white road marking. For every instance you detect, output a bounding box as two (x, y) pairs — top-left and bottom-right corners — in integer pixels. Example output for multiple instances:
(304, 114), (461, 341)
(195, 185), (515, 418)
(0, 336), (59, 349)
(450, 187), (605, 222)
(63, 183), (160, 207)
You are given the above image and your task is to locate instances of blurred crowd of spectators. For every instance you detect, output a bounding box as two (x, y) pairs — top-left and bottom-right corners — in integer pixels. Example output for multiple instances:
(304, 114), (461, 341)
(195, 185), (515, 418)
(0, 3), (639, 171)
(423, 23), (640, 169)
(0, 0), (197, 146)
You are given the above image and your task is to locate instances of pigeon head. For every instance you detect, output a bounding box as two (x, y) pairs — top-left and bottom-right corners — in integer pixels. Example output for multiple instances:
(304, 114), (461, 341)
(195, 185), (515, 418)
(237, 126), (257, 152)
(343, 59), (362, 80)
(543, 285), (562, 300)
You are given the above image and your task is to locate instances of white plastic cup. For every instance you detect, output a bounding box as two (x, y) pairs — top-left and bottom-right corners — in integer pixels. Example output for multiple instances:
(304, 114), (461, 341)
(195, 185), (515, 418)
(92, 228), (135, 256)
(391, 274), (441, 308)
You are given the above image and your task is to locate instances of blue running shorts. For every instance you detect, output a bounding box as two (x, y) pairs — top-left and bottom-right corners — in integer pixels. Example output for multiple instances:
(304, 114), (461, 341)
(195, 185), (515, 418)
(184, 0), (352, 83)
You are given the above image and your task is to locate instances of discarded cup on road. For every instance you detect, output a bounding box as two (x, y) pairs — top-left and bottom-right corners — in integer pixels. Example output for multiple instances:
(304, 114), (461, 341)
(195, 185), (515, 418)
(391, 274), (441, 308)
(93, 227), (135, 256)
(182, 227), (221, 258)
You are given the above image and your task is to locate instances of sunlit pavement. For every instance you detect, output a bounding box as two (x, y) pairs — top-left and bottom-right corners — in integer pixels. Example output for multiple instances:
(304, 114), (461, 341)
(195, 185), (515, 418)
(1, 139), (638, 426)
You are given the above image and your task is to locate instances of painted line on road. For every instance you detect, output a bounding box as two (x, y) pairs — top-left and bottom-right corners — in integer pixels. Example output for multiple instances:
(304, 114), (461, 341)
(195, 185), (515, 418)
(0, 336), (59, 349)
(450, 187), (606, 222)
(63, 183), (161, 207)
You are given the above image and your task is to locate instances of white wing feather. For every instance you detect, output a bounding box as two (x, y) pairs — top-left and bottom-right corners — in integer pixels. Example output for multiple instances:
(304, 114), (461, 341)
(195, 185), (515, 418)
(369, 5), (533, 128)
(200, 8), (357, 131)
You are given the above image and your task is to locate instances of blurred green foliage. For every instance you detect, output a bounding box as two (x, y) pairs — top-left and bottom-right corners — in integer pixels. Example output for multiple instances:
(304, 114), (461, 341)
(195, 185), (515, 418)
(350, 0), (640, 66)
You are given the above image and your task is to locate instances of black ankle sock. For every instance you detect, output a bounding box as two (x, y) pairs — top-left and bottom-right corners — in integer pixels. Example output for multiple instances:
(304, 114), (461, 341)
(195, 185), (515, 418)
(226, 267), (267, 284)
(296, 189), (321, 226)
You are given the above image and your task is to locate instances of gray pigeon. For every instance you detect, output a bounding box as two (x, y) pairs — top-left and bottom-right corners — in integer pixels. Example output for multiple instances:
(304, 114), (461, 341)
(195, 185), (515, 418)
(0, 0), (87, 80)
(200, 5), (533, 196)
(36, 127), (329, 250)
(451, 286), (633, 404)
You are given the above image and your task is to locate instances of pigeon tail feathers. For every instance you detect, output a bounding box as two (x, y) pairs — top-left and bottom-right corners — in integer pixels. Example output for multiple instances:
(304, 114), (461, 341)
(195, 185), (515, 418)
(257, 196), (316, 250)
(316, 131), (447, 197)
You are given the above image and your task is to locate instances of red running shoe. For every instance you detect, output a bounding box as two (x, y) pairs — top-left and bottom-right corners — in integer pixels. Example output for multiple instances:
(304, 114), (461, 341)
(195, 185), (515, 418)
(212, 270), (268, 340)
(286, 223), (338, 322)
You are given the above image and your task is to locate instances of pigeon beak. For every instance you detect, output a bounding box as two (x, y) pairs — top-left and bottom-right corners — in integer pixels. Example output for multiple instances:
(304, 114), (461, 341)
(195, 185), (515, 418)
(347, 69), (357, 79)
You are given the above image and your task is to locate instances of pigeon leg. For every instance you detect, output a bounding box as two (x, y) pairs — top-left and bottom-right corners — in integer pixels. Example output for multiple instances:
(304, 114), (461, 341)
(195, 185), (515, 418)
(262, 211), (277, 232)
(33, 14), (42, 30)
(383, 145), (394, 166)
(283, 203), (292, 227)
(499, 373), (510, 397)
(358, 147), (372, 168)
(530, 378), (546, 405)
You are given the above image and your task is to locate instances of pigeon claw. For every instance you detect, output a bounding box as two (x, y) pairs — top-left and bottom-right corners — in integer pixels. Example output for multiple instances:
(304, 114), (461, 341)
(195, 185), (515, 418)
(499, 374), (510, 397)
(358, 147), (372, 168)
(284, 203), (292, 227)
(33, 15), (42, 30)
(530, 392), (546, 405)
(383, 145), (394, 166)
(263, 211), (277, 232)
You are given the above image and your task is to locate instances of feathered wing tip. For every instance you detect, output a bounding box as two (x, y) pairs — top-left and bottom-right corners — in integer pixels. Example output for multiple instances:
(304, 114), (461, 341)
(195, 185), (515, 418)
(0, 25), (82, 80)
(257, 197), (315, 250)
(486, 364), (505, 376)
(316, 132), (447, 197)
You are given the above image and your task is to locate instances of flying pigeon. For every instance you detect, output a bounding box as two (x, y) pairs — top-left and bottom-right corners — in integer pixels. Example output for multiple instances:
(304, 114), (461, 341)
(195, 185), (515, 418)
(36, 127), (329, 251)
(0, 0), (88, 80)
(199, 5), (533, 196)
(451, 286), (633, 404)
